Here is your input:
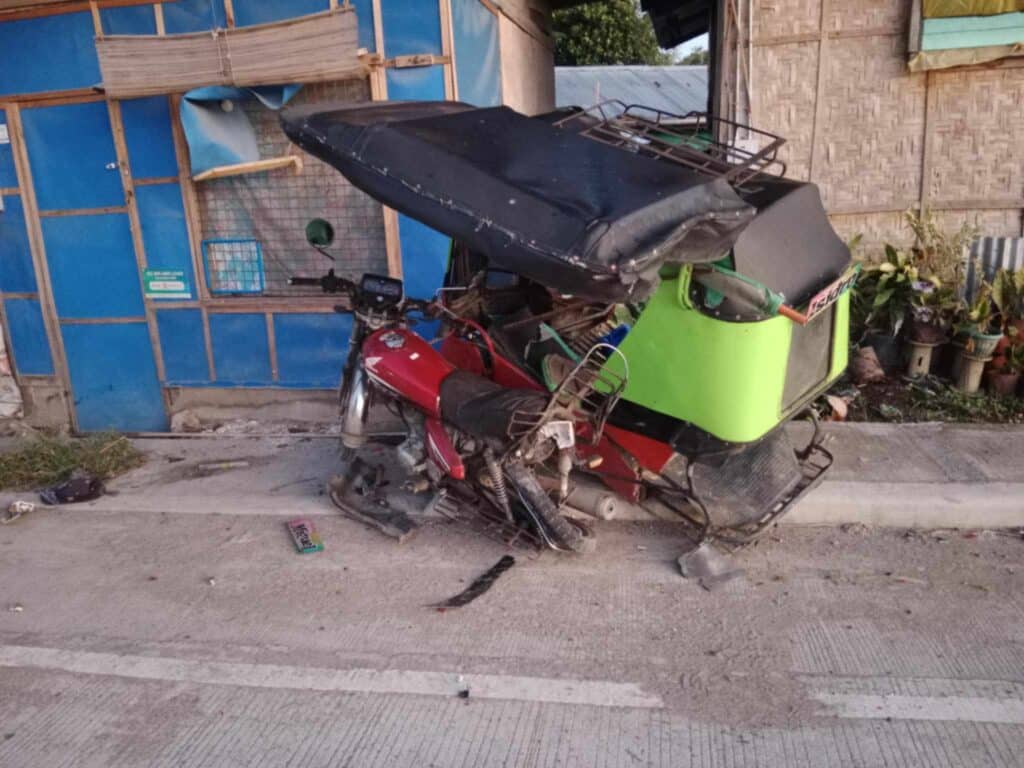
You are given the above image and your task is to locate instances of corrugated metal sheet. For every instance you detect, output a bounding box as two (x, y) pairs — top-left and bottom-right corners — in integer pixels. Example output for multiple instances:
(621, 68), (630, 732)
(965, 236), (1024, 301)
(555, 65), (709, 115)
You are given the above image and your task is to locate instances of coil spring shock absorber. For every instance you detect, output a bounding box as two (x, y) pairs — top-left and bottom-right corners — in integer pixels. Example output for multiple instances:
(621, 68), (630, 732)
(483, 446), (512, 522)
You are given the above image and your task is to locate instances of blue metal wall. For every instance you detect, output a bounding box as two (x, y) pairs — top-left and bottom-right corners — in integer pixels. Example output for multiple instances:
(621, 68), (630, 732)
(0, 1), (503, 431)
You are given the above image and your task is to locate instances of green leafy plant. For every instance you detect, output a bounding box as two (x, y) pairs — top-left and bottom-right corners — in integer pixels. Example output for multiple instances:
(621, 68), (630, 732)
(955, 281), (997, 337)
(904, 208), (978, 288)
(853, 244), (919, 337)
(553, 0), (672, 66)
(998, 342), (1024, 375)
(991, 267), (1024, 335)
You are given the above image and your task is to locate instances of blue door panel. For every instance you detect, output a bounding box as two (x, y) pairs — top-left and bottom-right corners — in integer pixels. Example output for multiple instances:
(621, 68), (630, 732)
(0, 196), (37, 293)
(135, 183), (196, 296)
(42, 213), (144, 319)
(273, 313), (351, 387)
(62, 322), (167, 431)
(21, 102), (124, 211)
(209, 313), (272, 384)
(381, 0), (442, 56)
(3, 298), (53, 375)
(156, 309), (210, 384)
(0, 13), (100, 96)
(120, 97), (179, 180)
(0, 109), (16, 188)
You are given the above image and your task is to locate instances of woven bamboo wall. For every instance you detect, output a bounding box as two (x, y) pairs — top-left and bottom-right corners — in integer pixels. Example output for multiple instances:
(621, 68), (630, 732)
(730, 0), (1024, 251)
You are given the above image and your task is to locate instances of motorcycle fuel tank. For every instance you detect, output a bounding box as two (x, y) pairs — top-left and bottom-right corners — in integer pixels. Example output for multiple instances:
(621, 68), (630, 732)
(362, 328), (454, 416)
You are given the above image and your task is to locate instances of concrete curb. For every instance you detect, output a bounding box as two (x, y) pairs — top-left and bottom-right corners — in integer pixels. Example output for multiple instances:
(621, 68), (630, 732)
(783, 481), (1024, 528)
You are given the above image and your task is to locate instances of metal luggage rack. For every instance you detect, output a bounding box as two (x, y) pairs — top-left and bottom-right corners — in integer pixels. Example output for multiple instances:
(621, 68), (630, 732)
(553, 100), (787, 190)
(508, 343), (628, 449)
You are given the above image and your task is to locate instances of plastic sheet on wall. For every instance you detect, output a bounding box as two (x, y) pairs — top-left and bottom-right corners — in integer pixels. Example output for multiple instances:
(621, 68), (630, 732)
(452, 0), (501, 106)
(232, 0), (329, 27)
(209, 313), (272, 384)
(0, 196), (37, 294)
(120, 97), (179, 180)
(100, 5), (156, 34)
(61, 322), (167, 431)
(42, 214), (144, 320)
(924, 0), (1023, 17)
(156, 309), (210, 384)
(0, 12), (100, 96)
(163, 0), (227, 34)
(3, 298), (53, 376)
(381, 0), (442, 56)
(273, 313), (352, 387)
(20, 101), (124, 211)
(180, 85), (301, 175)
(0, 109), (16, 188)
(135, 184), (196, 297)
(385, 66), (447, 102)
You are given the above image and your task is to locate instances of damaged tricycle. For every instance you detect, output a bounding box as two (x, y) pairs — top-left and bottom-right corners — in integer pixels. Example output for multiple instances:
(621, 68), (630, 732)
(283, 99), (855, 554)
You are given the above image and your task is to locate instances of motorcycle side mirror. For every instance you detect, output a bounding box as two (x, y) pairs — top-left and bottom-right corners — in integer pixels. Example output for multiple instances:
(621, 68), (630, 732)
(305, 218), (335, 248)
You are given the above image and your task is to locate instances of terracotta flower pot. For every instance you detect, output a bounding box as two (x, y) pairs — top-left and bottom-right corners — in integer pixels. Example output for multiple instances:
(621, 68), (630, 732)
(986, 370), (1021, 397)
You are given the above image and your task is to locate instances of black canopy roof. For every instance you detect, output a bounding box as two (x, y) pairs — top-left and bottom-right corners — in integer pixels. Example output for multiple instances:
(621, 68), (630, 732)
(281, 101), (754, 302)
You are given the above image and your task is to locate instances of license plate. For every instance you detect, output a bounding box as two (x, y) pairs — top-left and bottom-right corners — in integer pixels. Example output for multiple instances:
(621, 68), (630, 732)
(805, 266), (860, 322)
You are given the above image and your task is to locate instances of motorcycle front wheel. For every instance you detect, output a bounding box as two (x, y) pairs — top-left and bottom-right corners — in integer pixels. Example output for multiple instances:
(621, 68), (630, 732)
(504, 460), (595, 554)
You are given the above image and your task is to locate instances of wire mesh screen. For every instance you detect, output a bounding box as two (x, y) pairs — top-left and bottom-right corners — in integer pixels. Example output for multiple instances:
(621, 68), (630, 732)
(196, 79), (388, 296)
(202, 238), (265, 294)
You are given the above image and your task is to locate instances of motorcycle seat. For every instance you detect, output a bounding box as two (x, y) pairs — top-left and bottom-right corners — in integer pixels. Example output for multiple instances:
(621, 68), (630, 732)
(439, 369), (549, 441)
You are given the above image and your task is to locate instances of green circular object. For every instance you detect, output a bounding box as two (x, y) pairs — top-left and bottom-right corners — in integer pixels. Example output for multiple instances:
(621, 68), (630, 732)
(305, 218), (335, 247)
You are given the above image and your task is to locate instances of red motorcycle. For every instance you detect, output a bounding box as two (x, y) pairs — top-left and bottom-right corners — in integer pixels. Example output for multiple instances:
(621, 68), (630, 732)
(289, 269), (627, 553)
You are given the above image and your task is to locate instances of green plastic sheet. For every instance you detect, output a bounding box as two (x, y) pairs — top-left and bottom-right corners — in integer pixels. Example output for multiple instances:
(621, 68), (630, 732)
(924, 1), (1024, 18)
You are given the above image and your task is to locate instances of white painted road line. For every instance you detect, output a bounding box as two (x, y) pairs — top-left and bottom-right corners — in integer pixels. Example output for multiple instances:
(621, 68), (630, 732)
(0, 644), (663, 710)
(813, 693), (1024, 725)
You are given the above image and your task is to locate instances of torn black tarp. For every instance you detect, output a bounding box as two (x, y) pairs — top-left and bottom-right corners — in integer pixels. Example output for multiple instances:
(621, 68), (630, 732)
(431, 555), (516, 609)
(280, 101), (755, 302)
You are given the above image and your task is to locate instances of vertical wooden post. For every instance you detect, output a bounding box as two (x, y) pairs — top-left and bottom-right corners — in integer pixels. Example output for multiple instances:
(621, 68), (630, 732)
(919, 70), (934, 214)
(807, 0), (830, 183)
(107, 99), (167, 384)
(154, 3), (166, 35)
(265, 312), (279, 382)
(168, 93), (217, 381)
(370, 0), (402, 279)
(5, 105), (77, 430)
(439, 0), (458, 101)
(89, 0), (102, 35)
(223, 0), (236, 28)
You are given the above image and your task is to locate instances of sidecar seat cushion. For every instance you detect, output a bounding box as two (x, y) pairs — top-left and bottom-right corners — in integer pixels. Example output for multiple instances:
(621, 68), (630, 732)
(440, 370), (549, 440)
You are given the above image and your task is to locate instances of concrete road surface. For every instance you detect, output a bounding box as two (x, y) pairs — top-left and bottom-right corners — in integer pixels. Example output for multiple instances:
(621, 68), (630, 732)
(1, 466), (1023, 768)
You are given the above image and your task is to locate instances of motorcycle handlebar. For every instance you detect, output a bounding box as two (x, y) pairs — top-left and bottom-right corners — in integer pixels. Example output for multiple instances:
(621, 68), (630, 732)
(288, 272), (357, 295)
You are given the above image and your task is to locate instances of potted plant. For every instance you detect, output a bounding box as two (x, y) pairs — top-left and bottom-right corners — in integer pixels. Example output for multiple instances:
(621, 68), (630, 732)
(986, 341), (1023, 397)
(903, 209), (977, 376)
(952, 282), (1002, 393)
(905, 279), (960, 376)
(990, 267), (1024, 369)
(854, 244), (918, 371)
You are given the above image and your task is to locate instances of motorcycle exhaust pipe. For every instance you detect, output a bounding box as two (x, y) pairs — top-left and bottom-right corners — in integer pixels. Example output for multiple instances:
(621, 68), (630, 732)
(537, 474), (620, 520)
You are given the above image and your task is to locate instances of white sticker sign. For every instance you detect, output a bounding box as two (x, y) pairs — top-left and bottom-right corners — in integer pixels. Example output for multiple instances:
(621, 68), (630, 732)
(0, 124), (9, 145)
